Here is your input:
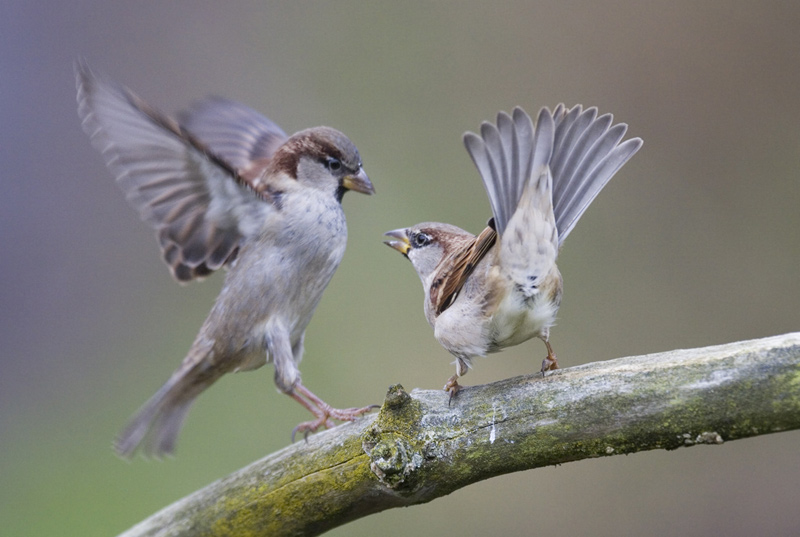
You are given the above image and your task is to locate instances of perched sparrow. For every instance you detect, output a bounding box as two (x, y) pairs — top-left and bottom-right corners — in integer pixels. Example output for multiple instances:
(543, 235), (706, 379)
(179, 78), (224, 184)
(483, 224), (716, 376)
(76, 61), (376, 456)
(385, 105), (641, 396)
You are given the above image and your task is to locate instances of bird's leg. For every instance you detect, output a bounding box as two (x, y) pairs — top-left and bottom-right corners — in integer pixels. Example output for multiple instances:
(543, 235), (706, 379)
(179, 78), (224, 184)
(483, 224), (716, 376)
(443, 375), (461, 404)
(289, 382), (377, 441)
(540, 338), (559, 376)
(443, 357), (470, 404)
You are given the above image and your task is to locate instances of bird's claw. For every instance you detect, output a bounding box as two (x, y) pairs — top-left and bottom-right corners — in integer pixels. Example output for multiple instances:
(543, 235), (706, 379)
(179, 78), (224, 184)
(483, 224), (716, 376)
(291, 417), (335, 443)
(540, 352), (559, 377)
(290, 404), (377, 443)
(327, 404), (380, 421)
(443, 375), (462, 406)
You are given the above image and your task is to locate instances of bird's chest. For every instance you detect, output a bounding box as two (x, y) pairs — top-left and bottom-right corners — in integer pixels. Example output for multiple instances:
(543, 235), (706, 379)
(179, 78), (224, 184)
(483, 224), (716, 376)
(214, 197), (347, 343)
(272, 193), (348, 275)
(290, 210), (346, 265)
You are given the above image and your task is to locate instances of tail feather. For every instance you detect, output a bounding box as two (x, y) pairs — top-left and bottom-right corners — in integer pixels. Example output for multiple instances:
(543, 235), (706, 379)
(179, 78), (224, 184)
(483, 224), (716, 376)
(464, 104), (641, 248)
(553, 113), (615, 189)
(555, 135), (642, 242)
(550, 106), (643, 244)
(463, 107), (554, 237)
(553, 121), (625, 232)
(144, 398), (196, 457)
(549, 107), (598, 184)
(114, 363), (215, 458)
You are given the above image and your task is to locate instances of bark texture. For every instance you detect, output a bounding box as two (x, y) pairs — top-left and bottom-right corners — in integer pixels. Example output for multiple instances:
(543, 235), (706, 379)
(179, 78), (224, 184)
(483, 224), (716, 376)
(118, 332), (800, 537)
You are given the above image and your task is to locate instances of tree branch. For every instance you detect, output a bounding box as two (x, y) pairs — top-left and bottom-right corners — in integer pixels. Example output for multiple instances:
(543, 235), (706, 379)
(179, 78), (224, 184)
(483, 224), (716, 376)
(118, 332), (800, 537)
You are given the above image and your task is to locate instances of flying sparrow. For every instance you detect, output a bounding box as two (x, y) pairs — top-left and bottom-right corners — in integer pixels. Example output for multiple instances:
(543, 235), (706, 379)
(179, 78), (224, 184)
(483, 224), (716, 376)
(385, 105), (641, 396)
(75, 61), (376, 456)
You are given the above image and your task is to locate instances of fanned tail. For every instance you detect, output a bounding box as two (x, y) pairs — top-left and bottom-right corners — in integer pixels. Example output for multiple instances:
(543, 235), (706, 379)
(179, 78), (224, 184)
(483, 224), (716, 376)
(463, 104), (642, 244)
(549, 105), (643, 244)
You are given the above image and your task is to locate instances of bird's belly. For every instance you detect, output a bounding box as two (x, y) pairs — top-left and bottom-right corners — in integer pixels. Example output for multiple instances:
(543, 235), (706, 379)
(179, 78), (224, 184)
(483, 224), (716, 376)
(208, 230), (347, 370)
(488, 294), (558, 350)
(433, 304), (492, 359)
(234, 346), (267, 372)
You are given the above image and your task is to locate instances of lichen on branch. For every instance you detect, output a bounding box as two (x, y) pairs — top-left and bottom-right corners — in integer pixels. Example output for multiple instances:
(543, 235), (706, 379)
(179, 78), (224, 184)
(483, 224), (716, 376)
(119, 332), (800, 537)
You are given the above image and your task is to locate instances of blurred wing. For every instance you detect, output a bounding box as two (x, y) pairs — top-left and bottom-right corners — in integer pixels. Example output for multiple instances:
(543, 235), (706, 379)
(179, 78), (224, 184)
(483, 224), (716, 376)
(549, 104), (643, 244)
(178, 97), (288, 179)
(463, 107), (553, 236)
(76, 60), (277, 282)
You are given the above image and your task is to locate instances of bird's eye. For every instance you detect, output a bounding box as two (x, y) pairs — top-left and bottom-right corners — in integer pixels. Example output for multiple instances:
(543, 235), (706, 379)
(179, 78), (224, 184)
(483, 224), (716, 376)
(412, 232), (432, 248)
(325, 157), (342, 171)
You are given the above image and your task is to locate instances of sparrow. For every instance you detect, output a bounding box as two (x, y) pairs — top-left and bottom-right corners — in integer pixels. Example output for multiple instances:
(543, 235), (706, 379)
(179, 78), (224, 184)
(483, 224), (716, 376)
(75, 61), (376, 457)
(385, 105), (642, 396)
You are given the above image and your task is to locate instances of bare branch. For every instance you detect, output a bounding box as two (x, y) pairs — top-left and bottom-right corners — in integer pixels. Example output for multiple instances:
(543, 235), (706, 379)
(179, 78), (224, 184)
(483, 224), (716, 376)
(118, 332), (800, 537)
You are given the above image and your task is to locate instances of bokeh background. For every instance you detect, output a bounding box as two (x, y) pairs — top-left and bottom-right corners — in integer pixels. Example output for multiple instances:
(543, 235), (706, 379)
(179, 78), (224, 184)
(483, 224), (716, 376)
(2, 2), (799, 536)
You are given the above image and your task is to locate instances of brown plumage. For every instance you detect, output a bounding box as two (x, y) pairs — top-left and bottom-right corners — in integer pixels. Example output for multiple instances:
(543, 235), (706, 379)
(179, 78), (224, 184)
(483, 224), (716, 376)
(386, 105), (642, 396)
(76, 60), (376, 456)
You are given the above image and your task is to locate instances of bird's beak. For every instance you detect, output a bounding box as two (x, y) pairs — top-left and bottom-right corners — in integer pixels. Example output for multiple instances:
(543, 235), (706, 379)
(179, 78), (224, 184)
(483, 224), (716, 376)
(383, 228), (410, 256)
(342, 167), (375, 195)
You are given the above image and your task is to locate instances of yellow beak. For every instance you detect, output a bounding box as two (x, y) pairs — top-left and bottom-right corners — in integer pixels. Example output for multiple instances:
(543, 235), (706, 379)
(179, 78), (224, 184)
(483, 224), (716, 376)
(383, 229), (410, 256)
(342, 167), (375, 195)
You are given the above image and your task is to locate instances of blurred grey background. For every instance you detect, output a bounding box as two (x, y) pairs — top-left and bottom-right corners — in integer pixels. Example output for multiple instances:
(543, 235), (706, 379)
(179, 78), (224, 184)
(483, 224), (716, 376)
(2, 2), (799, 536)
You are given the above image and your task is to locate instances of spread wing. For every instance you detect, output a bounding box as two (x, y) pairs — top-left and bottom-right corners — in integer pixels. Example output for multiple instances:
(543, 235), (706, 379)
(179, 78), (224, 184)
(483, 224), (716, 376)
(75, 60), (283, 282)
(178, 97), (287, 181)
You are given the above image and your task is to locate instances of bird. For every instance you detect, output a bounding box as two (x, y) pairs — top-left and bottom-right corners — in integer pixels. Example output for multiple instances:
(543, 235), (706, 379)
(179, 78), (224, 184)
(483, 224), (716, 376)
(384, 105), (642, 397)
(75, 60), (376, 457)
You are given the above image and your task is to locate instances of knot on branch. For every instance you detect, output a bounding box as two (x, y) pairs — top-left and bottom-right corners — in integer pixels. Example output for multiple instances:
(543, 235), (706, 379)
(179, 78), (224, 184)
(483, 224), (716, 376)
(384, 383), (412, 409)
(368, 433), (418, 487)
(363, 384), (425, 489)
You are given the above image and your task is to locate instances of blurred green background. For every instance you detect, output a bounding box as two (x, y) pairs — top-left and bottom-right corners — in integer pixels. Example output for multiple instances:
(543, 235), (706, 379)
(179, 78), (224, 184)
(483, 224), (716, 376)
(2, 2), (799, 536)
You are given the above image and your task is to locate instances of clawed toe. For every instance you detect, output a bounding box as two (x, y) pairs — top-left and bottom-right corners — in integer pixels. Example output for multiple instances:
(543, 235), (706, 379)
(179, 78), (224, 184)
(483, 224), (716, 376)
(540, 340), (559, 377)
(291, 405), (378, 443)
(540, 356), (559, 376)
(289, 382), (378, 442)
(291, 417), (334, 443)
(443, 375), (462, 405)
(328, 404), (380, 422)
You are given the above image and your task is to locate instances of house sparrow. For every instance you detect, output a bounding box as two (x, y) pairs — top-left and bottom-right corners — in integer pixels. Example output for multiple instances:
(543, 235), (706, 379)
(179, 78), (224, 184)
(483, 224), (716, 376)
(385, 105), (641, 396)
(75, 61), (376, 456)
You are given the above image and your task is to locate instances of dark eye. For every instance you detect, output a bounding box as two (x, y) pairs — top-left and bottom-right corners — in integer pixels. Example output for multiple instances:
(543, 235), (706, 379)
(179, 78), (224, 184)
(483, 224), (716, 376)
(411, 232), (432, 248)
(325, 157), (342, 171)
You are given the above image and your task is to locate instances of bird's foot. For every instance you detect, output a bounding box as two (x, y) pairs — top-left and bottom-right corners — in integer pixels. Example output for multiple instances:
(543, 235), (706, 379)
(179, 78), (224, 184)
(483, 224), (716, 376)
(289, 382), (378, 442)
(291, 404), (377, 442)
(291, 415), (335, 442)
(540, 340), (559, 377)
(540, 356), (559, 376)
(443, 375), (462, 405)
(327, 405), (380, 421)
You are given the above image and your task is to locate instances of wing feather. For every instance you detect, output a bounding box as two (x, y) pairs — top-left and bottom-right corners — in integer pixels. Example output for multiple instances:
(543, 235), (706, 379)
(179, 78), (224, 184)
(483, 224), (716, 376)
(76, 60), (279, 282)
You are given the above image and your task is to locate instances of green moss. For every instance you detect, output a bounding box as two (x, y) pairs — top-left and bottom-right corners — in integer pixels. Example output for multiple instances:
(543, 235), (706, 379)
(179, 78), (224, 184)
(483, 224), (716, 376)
(124, 337), (800, 536)
(204, 453), (377, 536)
